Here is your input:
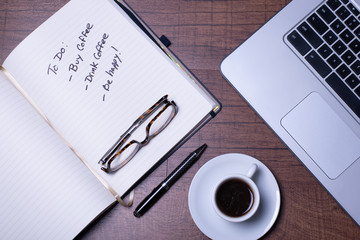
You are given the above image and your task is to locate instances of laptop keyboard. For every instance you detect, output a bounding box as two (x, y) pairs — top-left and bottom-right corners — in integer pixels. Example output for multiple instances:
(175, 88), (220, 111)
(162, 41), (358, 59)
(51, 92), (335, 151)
(286, 0), (360, 118)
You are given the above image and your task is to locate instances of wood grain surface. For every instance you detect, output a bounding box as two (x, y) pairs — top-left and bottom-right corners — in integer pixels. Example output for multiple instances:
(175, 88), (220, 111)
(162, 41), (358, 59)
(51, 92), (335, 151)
(1, 0), (359, 239)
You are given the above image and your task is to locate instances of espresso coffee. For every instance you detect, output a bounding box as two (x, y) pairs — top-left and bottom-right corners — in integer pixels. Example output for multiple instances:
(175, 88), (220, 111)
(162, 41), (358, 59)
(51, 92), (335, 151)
(215, 178), (254, 217)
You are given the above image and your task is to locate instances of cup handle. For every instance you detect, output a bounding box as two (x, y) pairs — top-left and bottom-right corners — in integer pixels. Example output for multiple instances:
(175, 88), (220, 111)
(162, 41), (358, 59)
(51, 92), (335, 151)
(246, 164), (257, 178)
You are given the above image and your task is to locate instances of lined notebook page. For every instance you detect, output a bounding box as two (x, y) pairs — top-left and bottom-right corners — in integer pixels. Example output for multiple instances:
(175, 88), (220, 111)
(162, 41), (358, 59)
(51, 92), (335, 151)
(0, 74), (114, 239)
(4, 0), (216, 196)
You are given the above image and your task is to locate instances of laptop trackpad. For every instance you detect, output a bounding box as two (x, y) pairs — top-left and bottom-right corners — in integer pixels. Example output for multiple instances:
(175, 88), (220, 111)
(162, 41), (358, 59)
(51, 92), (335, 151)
(281, 92), (360, 179)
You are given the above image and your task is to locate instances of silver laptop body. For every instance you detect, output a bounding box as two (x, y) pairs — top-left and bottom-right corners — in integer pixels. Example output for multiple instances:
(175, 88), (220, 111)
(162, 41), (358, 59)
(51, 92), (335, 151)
(221, 0), (360, 225)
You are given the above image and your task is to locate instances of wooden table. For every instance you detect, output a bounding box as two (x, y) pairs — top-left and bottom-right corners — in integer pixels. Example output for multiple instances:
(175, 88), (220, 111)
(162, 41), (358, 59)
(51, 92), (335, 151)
(1, 0), (359, 239)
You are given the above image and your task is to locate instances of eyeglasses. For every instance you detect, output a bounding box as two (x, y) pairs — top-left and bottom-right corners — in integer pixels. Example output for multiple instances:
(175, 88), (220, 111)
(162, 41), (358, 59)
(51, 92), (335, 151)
(98, 95), (178, 173)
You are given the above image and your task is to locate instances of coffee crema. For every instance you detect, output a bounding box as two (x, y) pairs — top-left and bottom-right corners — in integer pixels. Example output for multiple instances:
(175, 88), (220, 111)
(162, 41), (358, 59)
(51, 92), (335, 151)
(215, 178), (254, 217)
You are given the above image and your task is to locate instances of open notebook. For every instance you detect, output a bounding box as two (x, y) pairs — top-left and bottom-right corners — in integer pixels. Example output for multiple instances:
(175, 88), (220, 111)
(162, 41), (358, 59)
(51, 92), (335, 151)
(0, 0), (221, 239)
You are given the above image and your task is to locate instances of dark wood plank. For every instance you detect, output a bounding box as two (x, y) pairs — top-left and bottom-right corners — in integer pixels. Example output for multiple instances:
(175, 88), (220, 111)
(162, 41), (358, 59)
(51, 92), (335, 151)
(1, 0), (359, 239)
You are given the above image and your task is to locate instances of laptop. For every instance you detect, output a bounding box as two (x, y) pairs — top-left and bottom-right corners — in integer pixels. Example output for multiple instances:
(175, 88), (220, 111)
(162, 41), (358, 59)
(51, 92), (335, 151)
(221, 0), (360, 226)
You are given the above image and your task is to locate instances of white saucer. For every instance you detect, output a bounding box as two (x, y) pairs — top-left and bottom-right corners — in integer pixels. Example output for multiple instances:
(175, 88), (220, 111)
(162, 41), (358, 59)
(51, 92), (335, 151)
(188, 153), (281, 240)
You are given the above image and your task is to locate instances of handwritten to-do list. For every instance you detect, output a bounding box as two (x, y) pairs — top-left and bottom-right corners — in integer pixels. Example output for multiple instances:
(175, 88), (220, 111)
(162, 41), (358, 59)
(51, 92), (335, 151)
(47, 23), (123, 101)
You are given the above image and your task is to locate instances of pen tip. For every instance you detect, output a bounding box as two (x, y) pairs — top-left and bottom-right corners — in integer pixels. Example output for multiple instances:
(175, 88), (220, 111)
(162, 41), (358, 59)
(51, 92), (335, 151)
(133, 211), (142, 218)
(195, 144), (207, 155)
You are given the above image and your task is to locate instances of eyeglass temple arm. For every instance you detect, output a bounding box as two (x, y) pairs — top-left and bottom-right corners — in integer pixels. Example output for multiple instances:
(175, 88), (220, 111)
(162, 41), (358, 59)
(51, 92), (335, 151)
(132, 94), (168, 127)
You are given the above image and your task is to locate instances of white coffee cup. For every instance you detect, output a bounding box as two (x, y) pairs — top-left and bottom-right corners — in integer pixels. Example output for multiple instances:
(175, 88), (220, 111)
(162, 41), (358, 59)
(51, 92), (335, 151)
(212, 164), (260, 222)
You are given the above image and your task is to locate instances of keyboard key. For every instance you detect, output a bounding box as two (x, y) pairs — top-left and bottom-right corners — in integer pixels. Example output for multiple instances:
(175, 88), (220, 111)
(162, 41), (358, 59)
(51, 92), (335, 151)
(354, 27), (360, 39)
(341, 50), (356, 64)
(326, 73), (360, 118)
(305, 50), (332, 77)
(307, 13), (329, 35)
(340, 0), (349, 4)
(345, 74), (360, 88)
(324, 30), (338, 45)
(318, 44), (333, 58)
(287, 30), (311, 56)
(297, 22), (323, 48)
(327, 0), (341, 11)
(339, 29), (355, 43)
(327, 54), (342, 68)
(347, 3), (360, 16)
(355, 86), (360, 98)
(331, 19), (346, 33)
(345, 16), (359, 30)
(336, 6), (351, 20)
(332, 40), (347, 54)
(336, 64), (351, 78)
(318, 5), (336, 24)
(350, 60), (360, 74)
(349, 39), (360, 53)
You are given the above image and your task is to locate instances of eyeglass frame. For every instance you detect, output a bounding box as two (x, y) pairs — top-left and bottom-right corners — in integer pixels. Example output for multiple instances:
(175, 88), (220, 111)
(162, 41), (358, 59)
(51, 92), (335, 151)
(98, 95), (178, 173)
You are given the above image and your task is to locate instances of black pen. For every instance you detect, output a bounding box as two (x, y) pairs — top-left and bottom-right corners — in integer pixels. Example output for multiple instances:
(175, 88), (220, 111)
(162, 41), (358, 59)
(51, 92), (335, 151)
(133, 144), (207, 217)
